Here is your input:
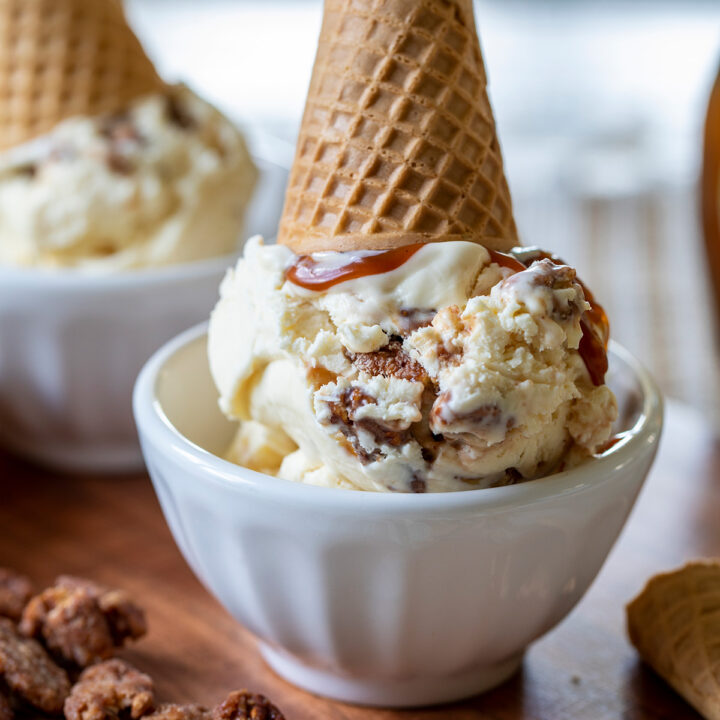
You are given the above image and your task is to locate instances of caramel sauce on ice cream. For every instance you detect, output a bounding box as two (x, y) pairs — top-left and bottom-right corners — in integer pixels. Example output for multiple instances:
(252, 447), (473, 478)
(286, 244), (423, 291)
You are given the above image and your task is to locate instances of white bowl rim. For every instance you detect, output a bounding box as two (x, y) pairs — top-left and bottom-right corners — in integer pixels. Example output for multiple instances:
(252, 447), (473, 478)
(133, 322), (663, 514)
(0, 250), (244, 290)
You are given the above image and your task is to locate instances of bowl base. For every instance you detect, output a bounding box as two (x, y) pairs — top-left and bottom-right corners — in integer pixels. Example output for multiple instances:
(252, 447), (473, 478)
(259, 643), (523, 708)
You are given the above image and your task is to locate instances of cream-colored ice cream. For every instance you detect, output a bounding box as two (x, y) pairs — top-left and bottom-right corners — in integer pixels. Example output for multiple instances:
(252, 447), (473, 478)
(0, 85), (257, 270)
(208, 236), (617, 493)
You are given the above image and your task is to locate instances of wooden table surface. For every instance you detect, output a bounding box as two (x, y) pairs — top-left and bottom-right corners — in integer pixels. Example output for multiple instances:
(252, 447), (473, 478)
(0, 400), (717, 720)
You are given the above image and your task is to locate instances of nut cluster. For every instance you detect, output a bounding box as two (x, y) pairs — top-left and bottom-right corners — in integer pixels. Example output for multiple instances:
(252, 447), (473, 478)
(0, 568), (285, 720)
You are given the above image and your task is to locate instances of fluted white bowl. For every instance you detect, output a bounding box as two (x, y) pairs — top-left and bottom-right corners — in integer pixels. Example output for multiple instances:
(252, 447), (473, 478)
(0, 154), (287, 473)
(133, 323), (662, 707)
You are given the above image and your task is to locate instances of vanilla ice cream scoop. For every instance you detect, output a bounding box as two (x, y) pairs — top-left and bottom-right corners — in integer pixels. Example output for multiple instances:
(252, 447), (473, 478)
(208, 237), (617, 493)
(0, 85), (257, 269)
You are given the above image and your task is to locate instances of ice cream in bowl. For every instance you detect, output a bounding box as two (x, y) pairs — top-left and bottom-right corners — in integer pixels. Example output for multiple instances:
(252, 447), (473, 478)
(0, 0), (271, 471)
(134, 0), (662, 706)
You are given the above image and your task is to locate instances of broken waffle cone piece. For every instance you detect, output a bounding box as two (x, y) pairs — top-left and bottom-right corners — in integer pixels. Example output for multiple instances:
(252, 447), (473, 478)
(278, 0), (519, 254)
(0, 0), (165, 151)
(627, 560), (720, 720)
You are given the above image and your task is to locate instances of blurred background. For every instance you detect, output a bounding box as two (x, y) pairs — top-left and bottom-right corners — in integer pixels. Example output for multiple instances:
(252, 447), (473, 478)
(127, 0), (720, 423)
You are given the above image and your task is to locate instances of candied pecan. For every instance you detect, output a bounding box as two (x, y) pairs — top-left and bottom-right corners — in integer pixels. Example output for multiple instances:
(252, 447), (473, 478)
(396, 308), (435, 333)
(21, 586), (114, 668)
(14, 163), (36, 179)
(460, 403), (503, 428)
(145, 704), (210, 720)
(106, 153), (134, 175)
(64, 659), (154, 720)
(409, 474), (427, 493)
(504, 467), (523, 484)
(502, 259), (584, 324)
(355, 418), (410, 448)
(325, 389), (375, 462)
(213, 690), (285, 720)
(0, 568), (32, 622)
(57, 577), (147, 645)
(436, 342), (462, 366)
(431, 394), (509, 434)
(20, 577), (146, 668)
(165, 95), (195, 130)
(324, 387), (411, 463)
(0, 617), (70, 714)
(0, 688), (12, 720)
(350, 340), (427, 382)
(325, 387), (361, 428)
(97, 590), (147, 647)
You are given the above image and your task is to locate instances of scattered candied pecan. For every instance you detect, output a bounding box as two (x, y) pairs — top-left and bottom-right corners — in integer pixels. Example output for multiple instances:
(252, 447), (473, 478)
(97, 591), (147, 647)
(21, 585), (115, 668)
(57, 577), (147, 646)
(213, 690), (285, 720)
(146, 704), (211, 720)
(0, 568), (33, 622)
(350, 340), (427, 382)
(0, 688), (13, 720)
(64, 659), (154, 720)
(20, 576), (146, 668)
(0, 617), (70, 714)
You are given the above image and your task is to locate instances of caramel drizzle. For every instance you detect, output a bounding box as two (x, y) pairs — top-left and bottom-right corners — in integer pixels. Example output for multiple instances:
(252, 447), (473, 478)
(286, 244), (423, 291)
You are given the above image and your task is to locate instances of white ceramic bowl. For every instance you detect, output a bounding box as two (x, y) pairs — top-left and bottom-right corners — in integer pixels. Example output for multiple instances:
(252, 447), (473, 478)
(0, 154), (288, 473)
(133, 323), (662, 708)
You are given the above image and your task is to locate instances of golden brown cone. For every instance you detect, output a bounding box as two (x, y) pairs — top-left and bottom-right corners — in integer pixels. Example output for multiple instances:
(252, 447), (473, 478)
(278, 0), (518, 254)
(627, 561), (720, 720)
(0, 0), (165, 151)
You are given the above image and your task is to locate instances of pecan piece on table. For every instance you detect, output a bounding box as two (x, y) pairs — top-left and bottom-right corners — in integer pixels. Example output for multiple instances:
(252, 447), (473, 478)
(64, 659), (154, 720)
(213, 690), (285, 720)
(20, 576), (146, 667)
(0, 617), (70, 714)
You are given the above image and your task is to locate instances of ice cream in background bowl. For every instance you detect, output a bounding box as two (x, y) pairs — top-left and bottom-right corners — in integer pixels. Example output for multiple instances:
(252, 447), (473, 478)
(0, 84), (257, 270)
(134, 0), (662, 706)
(0, 0), (280, 471)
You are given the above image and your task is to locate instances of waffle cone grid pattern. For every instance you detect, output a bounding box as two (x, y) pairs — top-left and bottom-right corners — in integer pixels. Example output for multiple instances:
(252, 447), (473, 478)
(279, 0), (518, 252)
(0, 0), (163, 150)
(628, 561), (720, 719)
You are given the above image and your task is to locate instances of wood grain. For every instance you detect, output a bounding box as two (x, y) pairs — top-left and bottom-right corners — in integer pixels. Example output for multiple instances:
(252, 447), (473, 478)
(0, 400), (716, 720)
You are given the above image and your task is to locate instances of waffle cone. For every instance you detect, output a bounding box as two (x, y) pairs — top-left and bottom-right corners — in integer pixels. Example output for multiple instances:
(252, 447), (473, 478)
(0, 0), (165, 151)
(627, 561), (720, 720)
(278, 0), (518, 254)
